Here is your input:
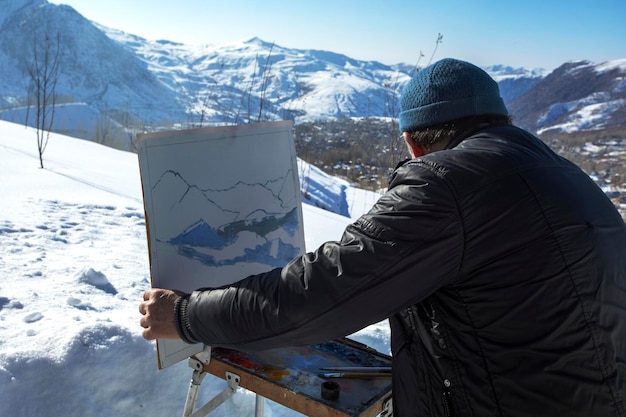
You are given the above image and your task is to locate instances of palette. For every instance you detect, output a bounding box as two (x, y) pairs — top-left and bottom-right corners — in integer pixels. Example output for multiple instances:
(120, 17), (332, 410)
(200, 338), (392, 417)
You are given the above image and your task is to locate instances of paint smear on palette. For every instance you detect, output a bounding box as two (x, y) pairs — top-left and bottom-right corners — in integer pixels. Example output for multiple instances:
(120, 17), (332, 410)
(212, 349), (291, 381)
(210, 339), (392, 413)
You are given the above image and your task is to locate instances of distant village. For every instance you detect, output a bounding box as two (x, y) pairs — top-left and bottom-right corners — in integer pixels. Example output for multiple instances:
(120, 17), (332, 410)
(294, 118), (626, 220)
(547, 131), (626, 219)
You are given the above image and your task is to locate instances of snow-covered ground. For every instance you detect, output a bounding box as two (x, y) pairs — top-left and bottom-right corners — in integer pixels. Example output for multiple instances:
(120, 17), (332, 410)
(0, 120), (387, 417)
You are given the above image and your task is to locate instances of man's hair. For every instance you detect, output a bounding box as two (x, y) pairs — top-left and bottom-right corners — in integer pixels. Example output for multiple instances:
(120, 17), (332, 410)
(407, 114), (512, 148)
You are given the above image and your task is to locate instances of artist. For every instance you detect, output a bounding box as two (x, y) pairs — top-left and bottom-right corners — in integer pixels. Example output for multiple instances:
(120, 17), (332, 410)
(139, 58), (626, 416)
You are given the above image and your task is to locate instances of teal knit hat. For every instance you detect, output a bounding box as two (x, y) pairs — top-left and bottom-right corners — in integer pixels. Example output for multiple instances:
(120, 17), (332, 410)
(399, 58), (508, 132)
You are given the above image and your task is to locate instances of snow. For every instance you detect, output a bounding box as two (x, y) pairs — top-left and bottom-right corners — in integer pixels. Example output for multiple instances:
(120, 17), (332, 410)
(95, 24), (408, 124)
(536, 92), (625, 135)
(484, 64), (546, 82)
(0, 103), (133, 151)
(594, 58), (626, 74)
(0, 120), (387, 416)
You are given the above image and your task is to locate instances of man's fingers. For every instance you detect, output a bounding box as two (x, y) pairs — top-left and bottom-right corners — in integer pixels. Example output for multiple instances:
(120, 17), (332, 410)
(139, 288), (184, 340)
(142, 327), (156, 340)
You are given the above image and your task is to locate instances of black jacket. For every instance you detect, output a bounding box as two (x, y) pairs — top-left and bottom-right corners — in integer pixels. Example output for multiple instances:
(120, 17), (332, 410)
(180, 125), (626, 416)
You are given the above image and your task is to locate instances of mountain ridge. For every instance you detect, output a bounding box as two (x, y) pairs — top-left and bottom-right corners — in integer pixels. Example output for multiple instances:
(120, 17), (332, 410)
(0, 0), (624, 148)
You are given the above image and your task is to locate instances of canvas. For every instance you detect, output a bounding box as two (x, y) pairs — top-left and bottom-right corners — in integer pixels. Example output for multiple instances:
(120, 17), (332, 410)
(137, 120), (305, 369)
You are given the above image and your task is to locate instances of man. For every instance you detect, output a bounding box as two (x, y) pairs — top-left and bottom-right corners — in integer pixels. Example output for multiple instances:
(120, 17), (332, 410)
(140, 58), (626, 416)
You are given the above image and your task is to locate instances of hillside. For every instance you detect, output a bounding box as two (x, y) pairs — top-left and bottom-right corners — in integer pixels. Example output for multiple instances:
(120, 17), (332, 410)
(0, 119), (386, 417)
(508, 60), (626, 134)
(0, 0), (624, 175)
(0, 1), (561, 135)
(0, 0), (185, 126)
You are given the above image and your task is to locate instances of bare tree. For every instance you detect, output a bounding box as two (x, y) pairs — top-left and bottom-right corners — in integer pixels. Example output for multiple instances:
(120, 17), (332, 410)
(413, 51), (426, 73)
(25, 32), (61, 169)
(428, 33), (444, 65)
(382, 33), (444, 183)
(256, 42), (275, 122)
(233, 43), (276, 124)
(382, 74), (405, 170)
(94, 105), (114, 146)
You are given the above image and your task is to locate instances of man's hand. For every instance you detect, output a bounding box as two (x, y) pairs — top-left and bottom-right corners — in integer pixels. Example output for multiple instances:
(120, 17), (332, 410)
(139, 288), (184, 340)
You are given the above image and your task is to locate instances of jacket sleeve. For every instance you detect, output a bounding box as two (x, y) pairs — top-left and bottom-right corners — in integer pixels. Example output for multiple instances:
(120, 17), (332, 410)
(180, 162), (465, 351)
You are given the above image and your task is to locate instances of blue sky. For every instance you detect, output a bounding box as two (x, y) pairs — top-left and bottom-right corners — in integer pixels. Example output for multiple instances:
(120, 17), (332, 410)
(49, 0), (625, 71)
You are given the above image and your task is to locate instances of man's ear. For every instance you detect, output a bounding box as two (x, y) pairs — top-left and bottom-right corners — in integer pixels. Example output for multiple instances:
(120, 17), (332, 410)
(403, 133), (426, 158)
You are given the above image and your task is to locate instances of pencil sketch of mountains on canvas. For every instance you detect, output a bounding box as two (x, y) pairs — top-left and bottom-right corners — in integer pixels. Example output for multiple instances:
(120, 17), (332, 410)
(152, 169), (301, 269)
(139, 121), (304, 291)
(137, 121), (305, 369)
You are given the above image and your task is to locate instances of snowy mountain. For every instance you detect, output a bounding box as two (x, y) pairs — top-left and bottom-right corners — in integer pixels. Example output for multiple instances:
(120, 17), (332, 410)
(98, 27), (411, 125)
(0, 0), (624, 149)
(508, 59), (626, 134)
(484, 64), (545, 103)
(0, 0), (185, 130)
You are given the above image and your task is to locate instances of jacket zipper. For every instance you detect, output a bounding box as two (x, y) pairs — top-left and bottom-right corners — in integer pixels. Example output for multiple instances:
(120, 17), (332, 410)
(408, 305), (456, 416)
(407, 306), (454, 417)
(406, 306), (419, 335)
(442, 379), (455, 417)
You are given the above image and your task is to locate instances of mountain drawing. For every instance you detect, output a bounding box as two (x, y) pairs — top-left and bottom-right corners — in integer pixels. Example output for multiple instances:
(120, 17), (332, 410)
(168, 208), (301, 268)
(152, 167), (302, 269)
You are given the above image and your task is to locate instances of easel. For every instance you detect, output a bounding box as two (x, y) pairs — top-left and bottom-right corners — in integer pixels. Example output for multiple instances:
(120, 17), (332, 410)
(182, 347), (266, 417)
(181, 339), (394, 417)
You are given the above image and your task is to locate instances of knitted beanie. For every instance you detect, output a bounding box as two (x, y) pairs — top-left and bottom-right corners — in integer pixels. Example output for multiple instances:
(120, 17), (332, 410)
(399, 58), (508, 132)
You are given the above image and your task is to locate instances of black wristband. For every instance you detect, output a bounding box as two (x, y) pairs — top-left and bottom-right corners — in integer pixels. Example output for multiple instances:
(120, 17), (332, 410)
(174, 295), (199, 344)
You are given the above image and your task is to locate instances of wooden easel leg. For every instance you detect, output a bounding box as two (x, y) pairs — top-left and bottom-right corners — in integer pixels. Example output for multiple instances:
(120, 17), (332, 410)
(380, 395), (393, 417)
